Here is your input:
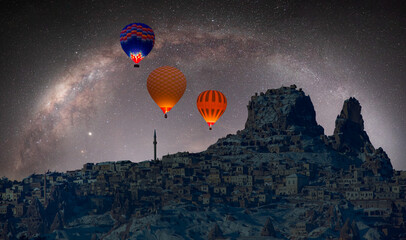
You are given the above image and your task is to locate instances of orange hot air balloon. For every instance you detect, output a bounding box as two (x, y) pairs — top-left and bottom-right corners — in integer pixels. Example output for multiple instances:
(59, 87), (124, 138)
(196, 90), (227, 130)
(147, 66), (186, 118)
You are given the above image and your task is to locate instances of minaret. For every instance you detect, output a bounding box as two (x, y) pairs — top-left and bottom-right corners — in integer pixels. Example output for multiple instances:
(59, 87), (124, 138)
(44, 172), (47, 205)
(153, 129), (157, 161)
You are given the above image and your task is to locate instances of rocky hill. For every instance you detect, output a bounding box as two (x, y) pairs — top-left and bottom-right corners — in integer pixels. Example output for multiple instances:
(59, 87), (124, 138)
(207, 85), (392, 177)
(1, 85), (402, 240)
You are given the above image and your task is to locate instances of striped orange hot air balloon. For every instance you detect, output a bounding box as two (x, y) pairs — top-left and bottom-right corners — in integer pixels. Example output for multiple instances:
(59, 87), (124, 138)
(196, 90), (227, 130)
(147, 66), (186, 118)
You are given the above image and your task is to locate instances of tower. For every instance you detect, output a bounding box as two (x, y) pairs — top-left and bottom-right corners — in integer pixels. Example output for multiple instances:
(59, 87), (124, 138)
(44, 172), (47, 205)
(153, 129), (157, 161)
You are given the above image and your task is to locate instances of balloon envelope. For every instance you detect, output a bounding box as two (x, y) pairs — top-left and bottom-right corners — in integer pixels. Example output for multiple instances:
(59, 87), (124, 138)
(196, 90), (227, 130)
(120, 23), (155, 65)
(147, 66), (187, 117)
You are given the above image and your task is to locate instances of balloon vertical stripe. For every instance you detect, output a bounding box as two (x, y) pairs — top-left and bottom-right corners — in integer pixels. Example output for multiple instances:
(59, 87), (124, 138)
(196, 90), (227, 130)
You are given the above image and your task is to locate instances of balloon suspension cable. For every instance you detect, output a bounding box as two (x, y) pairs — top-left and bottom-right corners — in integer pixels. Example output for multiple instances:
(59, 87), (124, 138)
(134, 64), (140, 68)
(164, 113), (167, 118)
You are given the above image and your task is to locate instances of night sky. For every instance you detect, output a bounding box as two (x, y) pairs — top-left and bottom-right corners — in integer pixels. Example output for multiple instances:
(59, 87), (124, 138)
(1, 1), (405, 180)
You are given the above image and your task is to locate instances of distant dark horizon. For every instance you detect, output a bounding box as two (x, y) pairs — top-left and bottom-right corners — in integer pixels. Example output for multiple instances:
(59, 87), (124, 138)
(1, 0), (405, 180)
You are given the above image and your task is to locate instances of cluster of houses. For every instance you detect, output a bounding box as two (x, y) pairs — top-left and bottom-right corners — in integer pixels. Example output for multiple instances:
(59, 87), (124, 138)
(1, 153), (406, 237)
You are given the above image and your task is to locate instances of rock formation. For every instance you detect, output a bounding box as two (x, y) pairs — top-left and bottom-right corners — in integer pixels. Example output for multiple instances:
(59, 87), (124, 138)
(244, 85), (324, 137)
(261, 217), (276, 236)
(24, 198), (48, 236)
(49, 211), (64, 232)
(331, 97), (368, 152)
(339, 219), (360, 240)
(208, 223), (224, 240)
(329, 97), (393, 177)
(3, 85), (397, 239)
(1, 220), (16, 240)
(207, 86), (326, 156)
(207, 85), (393, 176)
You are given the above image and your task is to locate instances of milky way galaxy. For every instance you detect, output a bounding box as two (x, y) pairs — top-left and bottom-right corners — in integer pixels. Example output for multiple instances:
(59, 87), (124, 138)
(1, 1), (405, 179)
(10, 46), (123, 177)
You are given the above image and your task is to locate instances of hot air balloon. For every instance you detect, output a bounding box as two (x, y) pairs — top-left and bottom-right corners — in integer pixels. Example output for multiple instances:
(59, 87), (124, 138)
(196, 90), (227, 130)
(147, 66), (187, 118)
(120, 23), (155, 67)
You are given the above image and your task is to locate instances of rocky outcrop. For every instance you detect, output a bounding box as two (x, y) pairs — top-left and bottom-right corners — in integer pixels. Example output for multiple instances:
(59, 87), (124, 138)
(261, 217), (276, 236)
(339, 219), (360, 240)
(331, 97), (369, 153)
(208, 223), (224, 240)
(24, 198), (48, 236)
(326, 205), (343, 231)
(207, 85), (326, 156)
(1, 220), (16, 240)
(362, 147), (393, 178)
(206, 86), (393, 176)
(244, 85), (324, 137)
(111, 190), (133, 219)
(329, 97), (393, 177)
(50, 211), (64, 232)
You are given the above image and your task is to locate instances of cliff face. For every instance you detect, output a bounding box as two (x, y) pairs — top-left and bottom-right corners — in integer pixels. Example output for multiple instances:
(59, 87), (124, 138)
(208, 86), (326, 156)
(331, 97), (369, 153)
(244, 85), (324, 137)
(328, 97), (393, 177)
(207, 85), (393, 177)
(24, 198), (48, 235)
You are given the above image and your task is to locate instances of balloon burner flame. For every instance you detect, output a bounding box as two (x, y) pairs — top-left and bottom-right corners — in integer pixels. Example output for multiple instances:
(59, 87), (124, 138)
(130, 52), (144, 64)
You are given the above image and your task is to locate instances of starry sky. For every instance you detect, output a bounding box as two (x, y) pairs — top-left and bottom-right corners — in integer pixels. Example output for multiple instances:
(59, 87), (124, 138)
(0, 0), (405, 180)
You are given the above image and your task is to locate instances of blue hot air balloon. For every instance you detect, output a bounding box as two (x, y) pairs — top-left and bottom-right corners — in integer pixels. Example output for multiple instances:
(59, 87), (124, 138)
(120, 23), (155, 67)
